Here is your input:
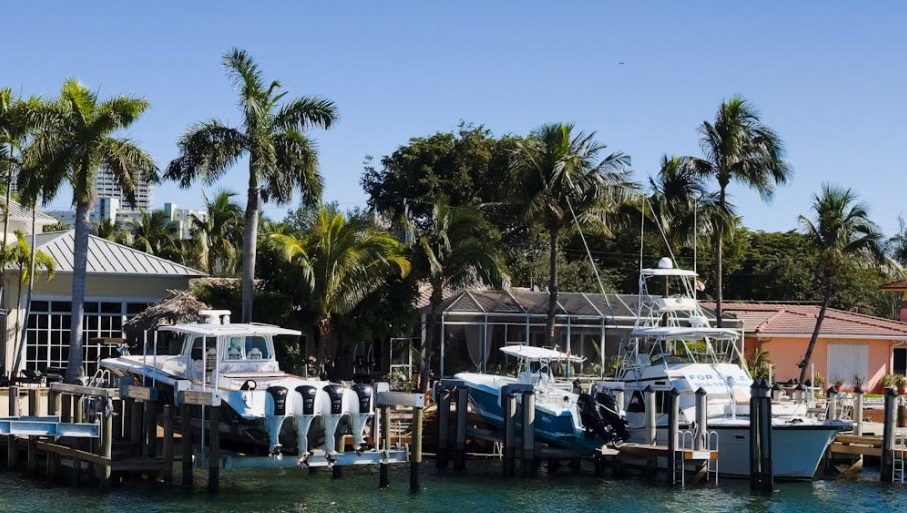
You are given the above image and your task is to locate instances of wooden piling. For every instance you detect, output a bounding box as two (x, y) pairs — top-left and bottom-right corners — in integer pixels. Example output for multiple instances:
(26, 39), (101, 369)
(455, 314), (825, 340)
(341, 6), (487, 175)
(643, 386), (656, 445)
(8, 386), (19, 417)
(880, 388), (897, 482)
(436, 388), (450, 469)
(48, 389), (61, 417)
(162, 405), (174, 483)
(112, 399), (124, 441)
(454, 387), (468, 472)
(144, 400), (158, 458)
(750, 379), (773, 492)
(181, 402), (193, 487)
(502, 392), (516, 478)
(47, 451), (59, 484)
(378, 405), (390, 488)
(129, 399), (143, 451)
(100, 407), (113, 489)
(6, 435), (17, 471)
(854, 389), (864, 436)
(520, 391), (535, 478)
(409, 404), (423, 491)
(667, 388), (679, 484)
(207, 406), (220, 493)
(27, 389), (38, 417)
(61, 393), (72, 423)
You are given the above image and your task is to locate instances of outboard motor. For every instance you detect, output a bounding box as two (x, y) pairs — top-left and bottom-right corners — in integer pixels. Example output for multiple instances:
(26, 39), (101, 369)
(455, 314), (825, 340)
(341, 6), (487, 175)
(320, 383), (347, 457)
(293, 385), (323, 466)
(577, 391), (630, 444)
(346, 383), (374, 452)
(265, 386), (291, 456)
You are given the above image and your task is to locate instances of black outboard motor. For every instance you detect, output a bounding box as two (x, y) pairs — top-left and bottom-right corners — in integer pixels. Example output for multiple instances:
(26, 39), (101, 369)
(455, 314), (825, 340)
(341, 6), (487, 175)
(577, 391), (630, 444)
(265, 386), (290, 455)
(349, 383), (374, 452)
(322, 384), (347, 457)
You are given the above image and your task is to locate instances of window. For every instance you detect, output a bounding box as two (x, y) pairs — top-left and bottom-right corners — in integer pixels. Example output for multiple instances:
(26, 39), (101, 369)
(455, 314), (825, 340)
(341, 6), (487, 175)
(245, 336), (269, 360)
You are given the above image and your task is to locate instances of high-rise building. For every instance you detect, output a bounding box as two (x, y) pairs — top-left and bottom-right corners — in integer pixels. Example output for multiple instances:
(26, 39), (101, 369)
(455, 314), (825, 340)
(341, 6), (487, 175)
(94, 166), (154, 213)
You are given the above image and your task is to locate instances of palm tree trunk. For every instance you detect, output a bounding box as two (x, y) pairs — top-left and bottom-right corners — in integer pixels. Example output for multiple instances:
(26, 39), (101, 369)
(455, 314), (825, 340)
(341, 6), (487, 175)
(546, 229), (559, 347)
(11, 209), (37, 377)
(10, 264), (25, 376)
(241, 181), (259, 322)
(65, 200), (91, 383)
(715, 185), (727, 328)
(798, 289), (831, 384)
(16, 210), (37, 374)
(0, 159), (13, 304)
(420, 300), (440, 393)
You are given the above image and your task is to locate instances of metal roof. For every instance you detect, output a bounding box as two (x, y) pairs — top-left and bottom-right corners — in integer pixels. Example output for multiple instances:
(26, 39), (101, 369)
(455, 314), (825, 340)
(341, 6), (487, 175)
(434, 288), (642, 319)
(30, 230), (205, 277)
(7, 200), (60, 224)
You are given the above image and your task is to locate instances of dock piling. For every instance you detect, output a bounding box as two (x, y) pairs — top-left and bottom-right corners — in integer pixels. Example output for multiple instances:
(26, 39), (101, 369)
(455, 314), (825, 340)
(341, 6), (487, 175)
(667, 388), (679, 484)
(100, 404), (113, 489)
(454, 387), (468, 472)
(881, 388), (897, 482)
(749, 379), (773, 492)
(854, 388), (864, 436)
(409, 403), (423, 491)
(207, 406), (220, 493)
(379, 405), (390, 488)
(502, 391), (516, 477)
(162, 404), (174, 483)
(521, 390), (535, 478)
(180, 402), (193, 487)
(436, 387), (450, 469)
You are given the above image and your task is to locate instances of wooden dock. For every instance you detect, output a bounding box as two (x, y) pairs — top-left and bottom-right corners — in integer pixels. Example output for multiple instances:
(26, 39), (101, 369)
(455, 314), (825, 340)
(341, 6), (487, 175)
(829, 434), (907, 458)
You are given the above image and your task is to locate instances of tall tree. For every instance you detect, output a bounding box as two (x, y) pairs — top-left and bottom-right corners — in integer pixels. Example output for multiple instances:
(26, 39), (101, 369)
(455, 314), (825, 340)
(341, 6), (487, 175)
(409, 197), (508, 391)
(191, 190), (244, 276)
(512, 123), (633, 347)
(19, 80), (157, 382)
(8, 231), (55, 377)
(166, 48), (337, 322)
(0, 89), (36, 297)
(797, 184), (882, 383)
(125, 209), (179, 259)
(686, 96), (790, 327)
(268, 208), (410, 373)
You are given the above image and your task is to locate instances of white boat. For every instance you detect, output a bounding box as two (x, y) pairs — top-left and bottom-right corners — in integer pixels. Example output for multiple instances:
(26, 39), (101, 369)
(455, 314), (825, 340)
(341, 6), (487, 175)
(593, 258), (850, 479)
(456, 345), (629, 454)
(101, 310), (374, 463)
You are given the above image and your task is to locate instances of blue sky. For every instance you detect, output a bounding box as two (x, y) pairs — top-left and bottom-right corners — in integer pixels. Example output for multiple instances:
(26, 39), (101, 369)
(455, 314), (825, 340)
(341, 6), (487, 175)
(4, 2), (906, 236)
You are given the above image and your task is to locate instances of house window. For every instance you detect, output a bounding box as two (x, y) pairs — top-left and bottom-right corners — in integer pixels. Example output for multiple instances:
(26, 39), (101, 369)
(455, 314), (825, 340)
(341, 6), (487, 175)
(894, 348), (907, 376)
(24, 300), (148, 374)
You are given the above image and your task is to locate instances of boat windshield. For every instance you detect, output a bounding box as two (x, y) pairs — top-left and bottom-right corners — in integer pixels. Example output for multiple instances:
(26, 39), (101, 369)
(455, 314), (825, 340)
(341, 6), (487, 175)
(223, 335), (271, 361)
(642, 336), (743, 366)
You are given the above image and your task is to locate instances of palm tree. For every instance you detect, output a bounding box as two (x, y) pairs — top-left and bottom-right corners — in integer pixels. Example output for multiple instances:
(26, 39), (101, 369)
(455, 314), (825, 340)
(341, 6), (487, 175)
(7, 231), (55, 377)
(409, 197), (508, 391)
(797, 184), (882, 383)
(269, 208), (409, 373)
(512, 123), (633, 347)
(125, 210), (179, 259)
(685, 96), (791, 327)
(0, 89), (37, 293)
(191, 190), (244, 276)
(93, 217), (123, 242)
(19, 80), (157, 383)
(166, 48), (337, 322)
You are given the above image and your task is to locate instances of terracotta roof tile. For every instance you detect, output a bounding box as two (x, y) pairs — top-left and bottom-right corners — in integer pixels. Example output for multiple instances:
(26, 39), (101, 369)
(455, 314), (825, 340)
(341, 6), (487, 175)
(702, 302), (907, 339)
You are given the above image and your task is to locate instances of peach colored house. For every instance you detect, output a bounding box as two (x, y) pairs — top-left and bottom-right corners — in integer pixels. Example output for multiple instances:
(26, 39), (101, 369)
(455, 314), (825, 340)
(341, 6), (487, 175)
(710, 303), (907, 391)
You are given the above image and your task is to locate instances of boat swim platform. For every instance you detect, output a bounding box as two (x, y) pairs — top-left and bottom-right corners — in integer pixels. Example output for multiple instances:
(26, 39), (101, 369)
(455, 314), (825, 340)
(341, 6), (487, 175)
(0, 415), (100, 437)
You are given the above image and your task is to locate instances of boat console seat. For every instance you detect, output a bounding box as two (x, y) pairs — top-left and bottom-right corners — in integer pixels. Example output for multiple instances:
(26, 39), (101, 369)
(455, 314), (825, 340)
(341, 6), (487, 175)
(227, 347), (242, 360)
(248, 348), (263, 359)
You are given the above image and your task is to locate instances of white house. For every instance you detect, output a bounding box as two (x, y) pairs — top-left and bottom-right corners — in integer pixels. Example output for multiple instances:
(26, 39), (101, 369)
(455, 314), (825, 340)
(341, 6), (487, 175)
(1, 229), (205, 378)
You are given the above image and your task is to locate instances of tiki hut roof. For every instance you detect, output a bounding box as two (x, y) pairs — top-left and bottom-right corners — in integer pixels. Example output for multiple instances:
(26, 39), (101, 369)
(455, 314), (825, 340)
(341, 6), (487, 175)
(123, 290), (210, 344)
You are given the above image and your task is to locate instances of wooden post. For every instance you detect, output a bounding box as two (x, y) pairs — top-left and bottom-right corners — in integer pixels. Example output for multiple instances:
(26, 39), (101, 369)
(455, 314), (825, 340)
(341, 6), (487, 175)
(112, 399), (124, 441)
(881, 388), (897, 482)
(8, 386), (19, 417)
(436, 387), (450, 469)
(409, 404), (423, 491)
(48, 389), (61, 417)
(25, 437), (37, 478)
(27, 388), (38, 417)
(502, 392), (516, 478)
(758, 381), (773, 491)
(643, 386), (656, 445)
(454, 387), (468, 472)
(6, 435), (16, 471)
(694, 388), (707, 451)
(74, 395), (84, 423)
(47, 451), (60, 485)
(854, 389), (864, 436)
(100, 407), (113, 489)
(749, 379), (761, 490)
(129, 399), (143, 453)
(71, 455), (81, 487)
(521, 391), (535, 478)
(162, 405), (174, 483)
(207, 406), (220, 493)
(332, 432), (344, 479)
(667, 388), (679, 484)
(61, 393), (72, 423)
(181, 402), (193, 487)
(378, 405), (390, 488)
(144, 400), (158, 458)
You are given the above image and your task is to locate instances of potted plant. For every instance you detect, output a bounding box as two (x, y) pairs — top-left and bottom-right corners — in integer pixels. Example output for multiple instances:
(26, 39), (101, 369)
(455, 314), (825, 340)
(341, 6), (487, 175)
(832, 377), (844, 393)
(894, 374), (907, 395)
(852, 375), (865, 393)
(880, 373), (895, 393)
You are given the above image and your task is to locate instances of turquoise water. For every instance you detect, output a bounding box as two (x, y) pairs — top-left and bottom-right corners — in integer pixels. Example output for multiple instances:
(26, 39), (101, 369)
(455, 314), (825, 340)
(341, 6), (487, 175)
(1, 463), (905, 513)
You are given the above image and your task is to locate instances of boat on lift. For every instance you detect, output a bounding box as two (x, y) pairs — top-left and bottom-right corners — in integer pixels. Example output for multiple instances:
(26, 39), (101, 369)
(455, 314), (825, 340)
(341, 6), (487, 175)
(456, 345), (629, 454)
(593, 258), (851, 479)
(100, 310), (374, 464)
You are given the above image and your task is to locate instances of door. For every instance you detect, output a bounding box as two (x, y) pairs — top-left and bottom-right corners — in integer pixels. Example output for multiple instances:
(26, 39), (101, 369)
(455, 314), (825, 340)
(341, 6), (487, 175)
(826, 343), (869, 388)
(894, 347), (907, 375)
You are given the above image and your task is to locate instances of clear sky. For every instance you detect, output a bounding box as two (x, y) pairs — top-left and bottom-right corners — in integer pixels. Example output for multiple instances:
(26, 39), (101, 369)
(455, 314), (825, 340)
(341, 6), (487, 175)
(4, 2), (906, 236)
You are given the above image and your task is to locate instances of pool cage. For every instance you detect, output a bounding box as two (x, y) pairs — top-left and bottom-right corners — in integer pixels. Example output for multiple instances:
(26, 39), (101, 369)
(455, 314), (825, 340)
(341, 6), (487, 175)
(423, 288), (644, 380)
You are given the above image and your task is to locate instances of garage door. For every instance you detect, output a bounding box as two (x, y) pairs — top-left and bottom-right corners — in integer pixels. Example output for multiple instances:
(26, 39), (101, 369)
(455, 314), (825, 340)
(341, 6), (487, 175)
(827, 343), (869, 387)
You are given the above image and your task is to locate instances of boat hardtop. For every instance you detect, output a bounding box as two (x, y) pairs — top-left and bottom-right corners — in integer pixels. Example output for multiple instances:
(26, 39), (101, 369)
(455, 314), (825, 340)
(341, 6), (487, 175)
(499, 344), (585, 363)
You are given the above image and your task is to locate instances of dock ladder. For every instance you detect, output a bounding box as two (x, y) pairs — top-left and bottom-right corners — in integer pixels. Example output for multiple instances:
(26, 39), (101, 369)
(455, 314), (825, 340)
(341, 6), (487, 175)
(894, 431), (905, 483)
(674, 429), (719, 486)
